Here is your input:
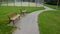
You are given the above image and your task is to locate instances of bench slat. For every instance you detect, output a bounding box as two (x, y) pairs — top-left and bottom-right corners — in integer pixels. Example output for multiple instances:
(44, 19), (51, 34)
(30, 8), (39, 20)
(10, 14), (20, 20)
(7, 11), (17, 18)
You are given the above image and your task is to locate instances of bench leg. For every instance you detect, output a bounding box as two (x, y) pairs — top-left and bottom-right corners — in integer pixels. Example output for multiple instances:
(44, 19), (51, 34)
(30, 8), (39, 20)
(23, 12), (25, 16)
(13, 21), (15, 25)
(19, 16), (20, 19)
(9, 20), (11, 24)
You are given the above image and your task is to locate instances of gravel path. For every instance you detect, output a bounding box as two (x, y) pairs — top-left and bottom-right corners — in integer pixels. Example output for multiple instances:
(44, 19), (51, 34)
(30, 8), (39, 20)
(12, 6), (53, 34)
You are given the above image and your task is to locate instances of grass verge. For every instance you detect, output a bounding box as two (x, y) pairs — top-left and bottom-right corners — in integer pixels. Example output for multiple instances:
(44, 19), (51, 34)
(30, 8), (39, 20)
(38, 10), (60, 34)
(45, 4), (60, 10)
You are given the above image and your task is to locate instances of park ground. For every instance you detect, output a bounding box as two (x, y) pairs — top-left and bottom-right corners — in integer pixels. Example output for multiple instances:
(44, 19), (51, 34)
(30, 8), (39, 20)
(0, 6), (44, 34)
(0, 2), (60, 34)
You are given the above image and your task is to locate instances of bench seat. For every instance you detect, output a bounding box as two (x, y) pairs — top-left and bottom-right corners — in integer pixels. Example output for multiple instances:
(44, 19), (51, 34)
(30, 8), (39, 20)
(11, 14), (20, 20)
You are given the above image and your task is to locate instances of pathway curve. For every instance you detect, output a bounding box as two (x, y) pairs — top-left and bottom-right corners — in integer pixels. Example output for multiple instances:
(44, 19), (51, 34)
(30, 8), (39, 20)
(12, 6), (53, 34)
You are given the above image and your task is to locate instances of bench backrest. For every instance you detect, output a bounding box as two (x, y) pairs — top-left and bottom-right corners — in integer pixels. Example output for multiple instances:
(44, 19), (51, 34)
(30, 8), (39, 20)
(20, 8), (26, 12)
(7, 11), (17, 18)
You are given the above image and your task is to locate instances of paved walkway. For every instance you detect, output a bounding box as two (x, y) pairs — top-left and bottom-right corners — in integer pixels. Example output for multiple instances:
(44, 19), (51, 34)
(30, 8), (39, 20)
(12, 6), (53, 34)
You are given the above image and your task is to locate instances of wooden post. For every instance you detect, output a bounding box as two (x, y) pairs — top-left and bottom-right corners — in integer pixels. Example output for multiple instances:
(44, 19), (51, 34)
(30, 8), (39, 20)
(35, 0), (37, 7)
(1, 0), (2, 6)
(21, 0), (22, 7)
(56, 0), (59, 9)
(28, 0), (30, 7)
(43, 0), (45, 7)
(14, 0), (16, 6)
(7, 0), (8, 6)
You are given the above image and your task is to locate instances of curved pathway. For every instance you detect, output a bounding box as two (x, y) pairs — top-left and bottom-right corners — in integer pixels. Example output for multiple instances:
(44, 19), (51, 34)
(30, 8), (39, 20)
(12, 6), (53, 34)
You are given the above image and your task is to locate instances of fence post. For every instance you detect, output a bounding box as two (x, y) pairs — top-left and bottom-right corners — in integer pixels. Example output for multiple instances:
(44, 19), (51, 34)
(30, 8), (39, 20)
(56, 0), (59, 9)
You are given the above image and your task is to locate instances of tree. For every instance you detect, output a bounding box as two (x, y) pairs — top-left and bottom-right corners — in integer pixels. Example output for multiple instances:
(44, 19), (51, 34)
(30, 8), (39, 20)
(44, 0), (60, 5)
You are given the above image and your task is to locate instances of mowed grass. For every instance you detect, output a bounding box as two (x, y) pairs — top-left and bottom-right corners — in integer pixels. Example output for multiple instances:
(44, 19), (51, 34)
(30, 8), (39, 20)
(0, 6), (44, 24)
(38, 10), (60, 34)
(45, 4), (60, 10)
(0, 6), (44, 34)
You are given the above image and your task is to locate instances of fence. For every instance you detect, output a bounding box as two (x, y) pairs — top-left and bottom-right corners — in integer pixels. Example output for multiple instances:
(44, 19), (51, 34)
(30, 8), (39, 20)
(0, 0), (43, 7)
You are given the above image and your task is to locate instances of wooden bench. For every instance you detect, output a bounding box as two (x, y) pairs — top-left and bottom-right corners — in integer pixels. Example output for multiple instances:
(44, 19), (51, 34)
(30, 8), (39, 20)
(7, 11), (20, 25)
(21, 8), (26, 15)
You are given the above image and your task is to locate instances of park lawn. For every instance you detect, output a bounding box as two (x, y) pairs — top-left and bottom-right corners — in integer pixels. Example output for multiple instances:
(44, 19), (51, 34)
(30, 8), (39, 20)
(0, 6), (44, 34)
(45, 4), (60, 10)
(38, 10), (60, 34)
(0, 25), (15, 34)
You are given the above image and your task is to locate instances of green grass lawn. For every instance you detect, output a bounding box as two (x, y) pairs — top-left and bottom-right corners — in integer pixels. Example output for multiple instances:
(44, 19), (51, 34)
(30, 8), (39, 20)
(0, 6), (44, 34)
(0, 25), (15, 34)
(45, 4), (60, 10)
(38, 10), (60, 34)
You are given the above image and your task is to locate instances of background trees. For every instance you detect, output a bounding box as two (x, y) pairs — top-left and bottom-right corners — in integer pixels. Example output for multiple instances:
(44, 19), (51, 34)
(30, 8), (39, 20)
(44, 0), (60, 5)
